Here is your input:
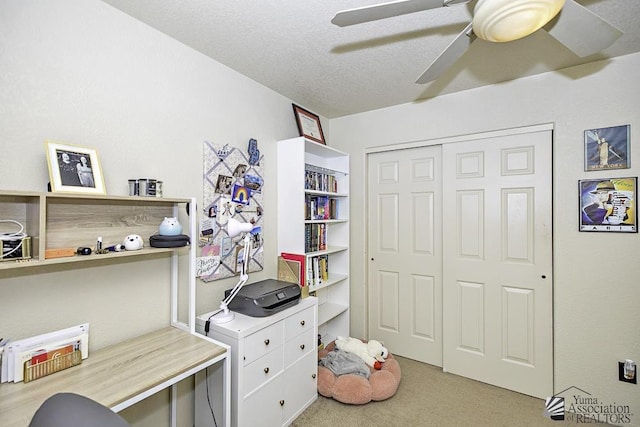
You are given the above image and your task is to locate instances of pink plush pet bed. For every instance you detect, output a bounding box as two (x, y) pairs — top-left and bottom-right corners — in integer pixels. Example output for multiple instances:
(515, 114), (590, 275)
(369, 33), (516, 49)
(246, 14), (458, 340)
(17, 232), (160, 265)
(317, 340), (401, 405)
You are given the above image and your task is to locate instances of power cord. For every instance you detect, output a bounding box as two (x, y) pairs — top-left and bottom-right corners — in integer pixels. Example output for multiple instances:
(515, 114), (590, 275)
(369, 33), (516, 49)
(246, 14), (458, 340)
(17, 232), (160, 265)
(204, 309), (224, 334)
(0, 219), (27, 258)
(204, 329), (219, 427)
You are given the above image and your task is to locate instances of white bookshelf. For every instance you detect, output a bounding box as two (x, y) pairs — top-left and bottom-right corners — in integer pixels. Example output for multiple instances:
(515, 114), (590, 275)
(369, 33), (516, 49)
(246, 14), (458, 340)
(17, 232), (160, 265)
(277, 137), (350, 345)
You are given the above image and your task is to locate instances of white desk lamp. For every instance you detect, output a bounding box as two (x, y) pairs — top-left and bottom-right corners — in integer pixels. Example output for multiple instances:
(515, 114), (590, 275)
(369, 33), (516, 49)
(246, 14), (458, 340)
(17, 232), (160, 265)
(210, 217), (254, 324)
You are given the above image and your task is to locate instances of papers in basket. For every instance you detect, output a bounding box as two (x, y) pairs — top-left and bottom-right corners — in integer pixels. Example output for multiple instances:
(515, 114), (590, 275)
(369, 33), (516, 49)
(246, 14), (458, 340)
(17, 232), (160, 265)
(0, 323), (89, 383)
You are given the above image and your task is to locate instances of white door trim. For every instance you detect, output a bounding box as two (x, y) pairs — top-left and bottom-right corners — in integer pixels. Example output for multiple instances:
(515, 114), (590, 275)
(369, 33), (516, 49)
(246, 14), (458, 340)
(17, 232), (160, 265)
(364, 123), (554, 154)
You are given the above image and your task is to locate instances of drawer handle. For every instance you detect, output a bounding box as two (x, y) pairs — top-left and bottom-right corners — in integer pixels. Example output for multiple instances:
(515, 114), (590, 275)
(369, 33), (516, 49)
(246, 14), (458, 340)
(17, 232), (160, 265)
(264, 339), (270, 346)
(300, 320), (305, 326)
(300, 344), (305, 350)
(312, 373), (316, 379)
(280, 400), (285, 406)
(264, 367), (270, 374)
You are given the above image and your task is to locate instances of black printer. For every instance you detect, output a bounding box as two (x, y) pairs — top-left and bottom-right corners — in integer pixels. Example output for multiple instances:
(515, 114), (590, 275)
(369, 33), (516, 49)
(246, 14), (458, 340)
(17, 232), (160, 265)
(226, 279), (301, 317)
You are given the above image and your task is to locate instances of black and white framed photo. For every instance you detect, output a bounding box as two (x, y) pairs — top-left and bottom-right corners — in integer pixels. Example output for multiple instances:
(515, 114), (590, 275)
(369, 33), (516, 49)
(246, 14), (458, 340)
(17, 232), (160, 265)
(579, 177), (637, 233)
(584, 124), (630, 171)
(45, 141), (106, 194)
(292, 104), (325, 145)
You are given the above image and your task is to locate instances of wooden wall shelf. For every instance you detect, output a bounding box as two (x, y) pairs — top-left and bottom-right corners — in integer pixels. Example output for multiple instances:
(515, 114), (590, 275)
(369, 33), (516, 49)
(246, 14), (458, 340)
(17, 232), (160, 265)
(0, 191), (191, 270)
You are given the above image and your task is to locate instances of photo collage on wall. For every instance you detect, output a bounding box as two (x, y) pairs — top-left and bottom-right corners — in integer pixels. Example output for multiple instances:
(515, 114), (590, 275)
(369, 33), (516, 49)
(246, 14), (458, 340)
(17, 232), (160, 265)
(198, 139), (264, 280)
(580, 124), (636, 233)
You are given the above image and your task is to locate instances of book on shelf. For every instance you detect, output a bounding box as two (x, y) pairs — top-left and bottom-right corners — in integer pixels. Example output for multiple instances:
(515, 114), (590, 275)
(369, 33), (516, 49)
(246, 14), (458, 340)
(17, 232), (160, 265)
(319, 223), (326, 250)
(304, 223), (327, 253)
(305, 195), (335, 220)
(317, 196), (329, 220)
(319, 255), (329, 282)
(312, 257), (319, 288)
(329, 198), (337, 219)
(304, 169), (338, 193)
(307, 254), (329, 289)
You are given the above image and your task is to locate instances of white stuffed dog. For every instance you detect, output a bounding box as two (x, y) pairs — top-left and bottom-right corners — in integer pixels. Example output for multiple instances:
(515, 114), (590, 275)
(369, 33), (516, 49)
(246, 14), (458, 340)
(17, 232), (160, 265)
(335, 336), (388, 369)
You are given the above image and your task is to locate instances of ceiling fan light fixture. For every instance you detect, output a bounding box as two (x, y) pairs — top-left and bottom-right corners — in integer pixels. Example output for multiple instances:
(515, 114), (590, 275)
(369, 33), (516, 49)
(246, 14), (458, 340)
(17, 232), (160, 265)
(472, 0), (566, 42)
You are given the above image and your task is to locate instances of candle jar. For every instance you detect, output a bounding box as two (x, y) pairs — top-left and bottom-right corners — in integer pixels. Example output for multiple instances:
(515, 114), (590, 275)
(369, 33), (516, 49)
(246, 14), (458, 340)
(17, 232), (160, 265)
(128, 179), (139, 196)
(156, 181), (163, 198)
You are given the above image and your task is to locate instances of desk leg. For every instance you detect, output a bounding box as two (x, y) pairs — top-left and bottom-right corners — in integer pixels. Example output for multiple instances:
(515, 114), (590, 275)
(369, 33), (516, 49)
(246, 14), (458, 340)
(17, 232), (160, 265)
(223, 356), (231, 427)
(170, 383), (178, 427)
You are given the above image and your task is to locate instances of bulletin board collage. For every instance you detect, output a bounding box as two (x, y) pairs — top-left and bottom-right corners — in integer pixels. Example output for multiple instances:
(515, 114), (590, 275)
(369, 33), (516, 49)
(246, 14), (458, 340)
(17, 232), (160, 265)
(198, 139), (264, 281)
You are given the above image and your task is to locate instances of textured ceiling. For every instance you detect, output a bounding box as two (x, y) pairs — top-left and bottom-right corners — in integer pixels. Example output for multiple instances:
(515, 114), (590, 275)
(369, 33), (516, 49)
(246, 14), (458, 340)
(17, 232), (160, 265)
(100, 0), (640, 118)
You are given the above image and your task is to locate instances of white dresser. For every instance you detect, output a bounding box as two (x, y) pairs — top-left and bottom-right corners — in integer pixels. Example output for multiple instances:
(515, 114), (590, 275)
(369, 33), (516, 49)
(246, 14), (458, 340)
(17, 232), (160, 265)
(195, 296), (318, 427)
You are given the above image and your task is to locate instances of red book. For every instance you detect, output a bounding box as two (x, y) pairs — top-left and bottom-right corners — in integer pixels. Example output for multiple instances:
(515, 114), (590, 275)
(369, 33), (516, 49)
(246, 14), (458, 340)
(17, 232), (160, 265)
(280, 252), (306, 287)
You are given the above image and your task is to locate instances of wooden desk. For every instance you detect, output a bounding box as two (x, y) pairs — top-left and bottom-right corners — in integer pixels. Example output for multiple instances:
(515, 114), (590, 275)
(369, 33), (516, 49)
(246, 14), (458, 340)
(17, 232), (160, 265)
(0, 327), (229, 427)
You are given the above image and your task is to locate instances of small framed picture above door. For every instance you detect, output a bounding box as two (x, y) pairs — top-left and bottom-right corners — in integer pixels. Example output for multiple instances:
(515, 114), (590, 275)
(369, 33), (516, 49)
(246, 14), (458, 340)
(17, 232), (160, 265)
(584, 124), (630, 171)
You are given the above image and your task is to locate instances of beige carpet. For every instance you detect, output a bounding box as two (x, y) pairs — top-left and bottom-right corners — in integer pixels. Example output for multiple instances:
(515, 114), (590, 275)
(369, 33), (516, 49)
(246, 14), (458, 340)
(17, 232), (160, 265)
(292, 356), (582, 427)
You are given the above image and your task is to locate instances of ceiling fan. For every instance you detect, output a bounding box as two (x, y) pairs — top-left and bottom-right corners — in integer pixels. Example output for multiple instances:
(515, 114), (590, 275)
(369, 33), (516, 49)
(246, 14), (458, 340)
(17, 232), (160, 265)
(332, 0), (623, 84)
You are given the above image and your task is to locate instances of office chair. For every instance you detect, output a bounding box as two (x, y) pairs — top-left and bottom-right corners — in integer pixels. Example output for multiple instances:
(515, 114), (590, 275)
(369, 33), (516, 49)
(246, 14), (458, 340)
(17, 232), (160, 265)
(29, 392), (131, 427)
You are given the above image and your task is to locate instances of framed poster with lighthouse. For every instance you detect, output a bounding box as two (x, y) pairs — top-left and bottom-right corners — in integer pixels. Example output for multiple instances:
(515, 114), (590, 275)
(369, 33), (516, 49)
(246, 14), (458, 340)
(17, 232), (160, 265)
(584, 124), (630, 171)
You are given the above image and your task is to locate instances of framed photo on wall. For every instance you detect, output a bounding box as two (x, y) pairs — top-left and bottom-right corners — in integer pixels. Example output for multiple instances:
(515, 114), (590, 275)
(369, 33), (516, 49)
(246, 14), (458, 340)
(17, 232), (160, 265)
(579, 177), (637, 233)
(584, 124), (630, 171)
(292, 104), (325, 145)
(45, 141), (106, 194)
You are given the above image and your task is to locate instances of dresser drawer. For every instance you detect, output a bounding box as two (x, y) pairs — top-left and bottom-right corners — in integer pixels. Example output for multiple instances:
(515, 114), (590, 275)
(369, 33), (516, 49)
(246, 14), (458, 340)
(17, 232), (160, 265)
(243, 322), (284, 365)
(284, 305), (315, 341)
(284, 328), (315, 367)
(243, 348), (284, 396)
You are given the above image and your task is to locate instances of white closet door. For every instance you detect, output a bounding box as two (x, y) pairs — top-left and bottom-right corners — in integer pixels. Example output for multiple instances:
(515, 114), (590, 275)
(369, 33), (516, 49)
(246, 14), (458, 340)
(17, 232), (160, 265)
(442, 129), (553, 398)
(367, 145), (443, 365)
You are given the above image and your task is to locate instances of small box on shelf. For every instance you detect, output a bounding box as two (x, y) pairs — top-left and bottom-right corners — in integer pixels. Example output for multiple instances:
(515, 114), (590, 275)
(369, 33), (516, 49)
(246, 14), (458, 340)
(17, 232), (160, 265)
(44, 247), (75, 259)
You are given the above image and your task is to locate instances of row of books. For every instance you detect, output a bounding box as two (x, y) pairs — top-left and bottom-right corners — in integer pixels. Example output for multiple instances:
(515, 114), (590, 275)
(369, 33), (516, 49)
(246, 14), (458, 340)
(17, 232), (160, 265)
(0, 323), (89, 384)
(279, 253), (328, 289)
(305, 169), (338, 193)
(305, 223), (326, 253)
(308, 254), (329, 289)
(305, 195), (338, 220)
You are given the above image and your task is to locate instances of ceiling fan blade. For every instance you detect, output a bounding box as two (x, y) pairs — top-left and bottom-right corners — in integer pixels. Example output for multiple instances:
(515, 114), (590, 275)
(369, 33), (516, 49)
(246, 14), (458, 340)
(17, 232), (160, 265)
(416, 22), (475, 84)
(331, 0), (469, 27)
(545, 0), (623, 57)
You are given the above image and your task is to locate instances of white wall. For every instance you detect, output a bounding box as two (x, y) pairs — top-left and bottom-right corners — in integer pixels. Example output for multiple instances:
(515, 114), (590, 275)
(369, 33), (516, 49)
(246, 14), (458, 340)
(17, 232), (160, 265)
(329, 53), (640, 422)
(2, 0), (639, 424)
(0, 1), (302, 426)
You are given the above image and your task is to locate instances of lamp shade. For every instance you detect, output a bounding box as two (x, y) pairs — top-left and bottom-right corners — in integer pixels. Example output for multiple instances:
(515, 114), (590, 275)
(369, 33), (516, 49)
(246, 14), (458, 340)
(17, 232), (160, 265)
(472, 0), (565, 42)
(226, 217), (253, 238)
